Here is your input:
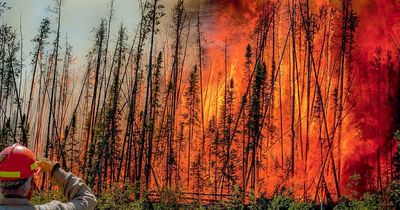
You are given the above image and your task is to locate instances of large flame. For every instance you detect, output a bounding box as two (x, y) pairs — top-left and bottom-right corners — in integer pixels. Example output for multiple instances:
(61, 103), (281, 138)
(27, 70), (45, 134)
(189, 0), (400, 200)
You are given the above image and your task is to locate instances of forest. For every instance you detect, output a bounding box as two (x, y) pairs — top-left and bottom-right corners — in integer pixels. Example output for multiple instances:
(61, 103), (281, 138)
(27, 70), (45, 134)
(1, 0), (400, 209)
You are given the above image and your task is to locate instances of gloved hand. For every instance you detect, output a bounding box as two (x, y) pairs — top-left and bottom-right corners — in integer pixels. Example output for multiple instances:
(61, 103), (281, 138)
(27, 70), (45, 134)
(37, 156), (59, 175)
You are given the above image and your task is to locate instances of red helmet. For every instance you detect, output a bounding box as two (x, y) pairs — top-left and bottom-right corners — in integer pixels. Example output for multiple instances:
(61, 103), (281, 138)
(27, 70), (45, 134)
(0, 144), (39, 181)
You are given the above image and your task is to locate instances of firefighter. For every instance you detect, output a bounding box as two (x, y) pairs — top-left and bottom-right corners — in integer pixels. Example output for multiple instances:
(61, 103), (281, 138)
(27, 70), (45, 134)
(0, 144), (96, 209)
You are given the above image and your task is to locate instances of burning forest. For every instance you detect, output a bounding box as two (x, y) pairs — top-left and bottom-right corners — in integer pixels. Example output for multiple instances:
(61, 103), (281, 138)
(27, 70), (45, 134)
(1, 0), (400, 209)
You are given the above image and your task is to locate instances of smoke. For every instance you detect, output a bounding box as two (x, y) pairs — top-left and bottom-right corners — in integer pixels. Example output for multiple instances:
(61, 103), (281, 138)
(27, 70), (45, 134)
(202, 0), (251, 10)
(184, 0), (206, 9)
(186, 0), (247, 8)
(186, 0), (256, 18)
(341, 0), (400, 195)
(354, 0), (400, 52)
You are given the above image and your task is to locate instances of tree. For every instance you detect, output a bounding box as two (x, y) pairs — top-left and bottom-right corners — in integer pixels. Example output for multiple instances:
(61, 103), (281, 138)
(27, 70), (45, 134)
(164, 0), (187, 188)
(394, 130), (400, 180)
(117, 0), (152, 185)
(97, 25), (127, 192)
(84, 19), (106, 185)
(220, 78), (238, 194)
(26, 18), (51, 130)
(208, 116), (221, 200)
(0, 23), (24, 144)
(242, 44), (252, 194)
(185, 65), (201, 190)
(0, 1), (10, 16)
(139, 0), (165, 198)
(44, 0), (62, 164)
(248, 62), (266, 191)
(64, 114), (79, 173)
(145, 51), (163, 191)
(191, 152), (206, 199)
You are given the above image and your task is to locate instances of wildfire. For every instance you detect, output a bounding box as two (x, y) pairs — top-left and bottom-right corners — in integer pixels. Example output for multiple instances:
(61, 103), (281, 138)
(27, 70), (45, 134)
(190, 0), (400, 200)
(4, 0), (399, 204)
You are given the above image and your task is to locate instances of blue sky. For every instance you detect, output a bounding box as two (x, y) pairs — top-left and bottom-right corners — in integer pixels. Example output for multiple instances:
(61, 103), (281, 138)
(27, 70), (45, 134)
(4, 0), (141, 67)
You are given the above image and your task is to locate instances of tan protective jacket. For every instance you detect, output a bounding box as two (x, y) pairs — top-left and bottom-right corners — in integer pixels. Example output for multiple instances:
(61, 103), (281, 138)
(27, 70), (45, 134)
(0, 168), (96, 210)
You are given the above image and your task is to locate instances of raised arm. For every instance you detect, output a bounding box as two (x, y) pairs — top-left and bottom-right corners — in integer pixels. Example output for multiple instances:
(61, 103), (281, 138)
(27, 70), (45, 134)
(36, 158), (97, 210)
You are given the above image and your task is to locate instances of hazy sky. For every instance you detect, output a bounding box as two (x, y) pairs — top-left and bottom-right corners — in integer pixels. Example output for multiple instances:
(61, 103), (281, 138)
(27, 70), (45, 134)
(3, 0), (141, 67)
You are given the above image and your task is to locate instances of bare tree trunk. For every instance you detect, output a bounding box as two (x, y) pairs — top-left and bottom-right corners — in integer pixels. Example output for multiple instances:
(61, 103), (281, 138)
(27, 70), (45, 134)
(43, 0), (62, 190)
(142, 0), (160, 196)
(83, 20), (105, 181)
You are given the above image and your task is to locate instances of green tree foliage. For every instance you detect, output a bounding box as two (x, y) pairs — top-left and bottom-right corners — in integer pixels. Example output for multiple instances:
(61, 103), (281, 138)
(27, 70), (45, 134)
(185, 65), (201, 134)
(0, 22), (22, 145)
(0, 119), (13, 150)
(394, 130), (400, 179)
(0, 1), (10, 16)
(96, 182), (140, 210)
(220, 78), (238, 192)
(93, 24), (127, 191)
(31, 18), (51, 67)
(64, 114), (80, 172)
(0, 24), (20, 97)
(247, 62), (267, 189)
(185, 65), (201, 191)
(388, 180), (400, 209)
(85, 19), (107, 185)
(190, 153), (206, 196)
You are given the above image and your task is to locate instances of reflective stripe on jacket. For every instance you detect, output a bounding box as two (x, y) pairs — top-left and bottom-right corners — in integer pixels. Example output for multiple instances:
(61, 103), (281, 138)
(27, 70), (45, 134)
(0, 168), (96, 210)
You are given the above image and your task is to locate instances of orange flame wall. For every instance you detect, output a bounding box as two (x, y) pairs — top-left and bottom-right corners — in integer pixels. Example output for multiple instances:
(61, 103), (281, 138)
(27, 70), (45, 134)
(194, 0), (400, 199)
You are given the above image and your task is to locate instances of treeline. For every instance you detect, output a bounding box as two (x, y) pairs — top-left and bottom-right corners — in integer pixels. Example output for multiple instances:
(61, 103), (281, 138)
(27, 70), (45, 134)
(1, 0), (400, 205)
